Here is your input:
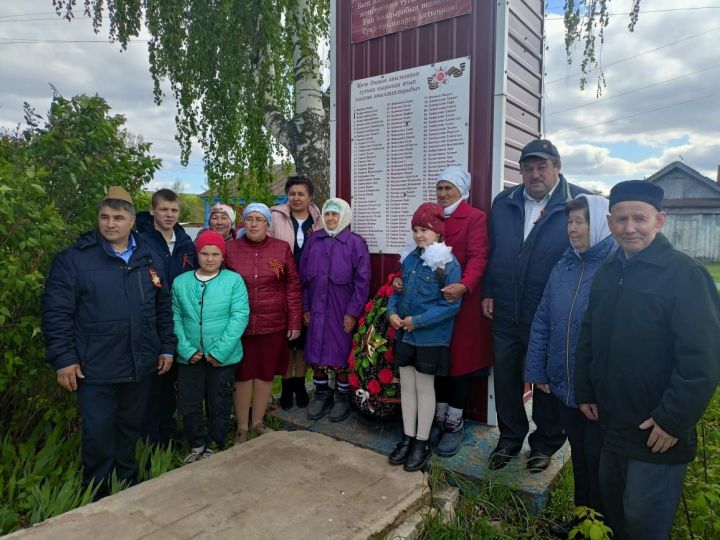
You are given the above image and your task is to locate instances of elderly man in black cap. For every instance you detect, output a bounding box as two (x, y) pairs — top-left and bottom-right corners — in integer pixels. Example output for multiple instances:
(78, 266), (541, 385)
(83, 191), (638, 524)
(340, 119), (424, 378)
(574, 180), (720, 540)
(482, 139), (590, 471)
(43, 186), (176, 497)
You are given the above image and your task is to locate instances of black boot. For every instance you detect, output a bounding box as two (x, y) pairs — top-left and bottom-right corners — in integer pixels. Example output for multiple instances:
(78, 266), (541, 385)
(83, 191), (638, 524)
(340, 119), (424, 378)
(328, 390), (351, 422)
(404, 438), (431, 472)
(279, 378), (294, 410)
(389, 435), (414, 465)
(294, 376), (310, 408)
(306, 387), (333, 420)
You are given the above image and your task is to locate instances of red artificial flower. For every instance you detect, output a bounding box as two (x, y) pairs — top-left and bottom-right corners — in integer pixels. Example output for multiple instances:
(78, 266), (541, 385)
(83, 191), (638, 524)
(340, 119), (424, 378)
(378, 368), (393, 384)
(348, 373), (361, 389)
(384, 286), (394, 298)
(384, 348), (394, 362)
(367, 379), (381, 395)
(387, 326), (396, 340)
(358, 316), (366, 328)
(365, 300), (375, 313)
(348, 351), (355, 371)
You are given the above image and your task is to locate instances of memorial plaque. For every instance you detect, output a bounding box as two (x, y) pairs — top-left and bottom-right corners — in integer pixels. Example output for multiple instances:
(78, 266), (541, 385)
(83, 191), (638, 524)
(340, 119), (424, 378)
(351, 57), (470, 254)
(351, 0), (472, 43)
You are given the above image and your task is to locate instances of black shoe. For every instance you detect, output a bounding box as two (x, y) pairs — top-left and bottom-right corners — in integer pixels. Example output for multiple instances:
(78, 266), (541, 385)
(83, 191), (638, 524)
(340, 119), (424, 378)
(487, 444), (521, 471)
(279, 378), (294, 410)
(436, 425), (463, 457)
(429, 422), (443, 449)
(549, 516), (584, 538)
(328, 391), (351, 422)
(389, 435), (414, 465)
(294, 377), (310, 408)
(404, 439), (431, 472)
(306, 387), (333, 420)
(527, 450), (551, 473)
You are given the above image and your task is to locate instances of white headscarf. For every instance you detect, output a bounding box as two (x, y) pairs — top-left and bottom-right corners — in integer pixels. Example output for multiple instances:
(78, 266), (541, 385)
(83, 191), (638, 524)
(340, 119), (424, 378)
(437, 166), (471, 201)
(575, 194), (611, 250)
(209, 203), (236, 225)
(322, 198), (352, 237)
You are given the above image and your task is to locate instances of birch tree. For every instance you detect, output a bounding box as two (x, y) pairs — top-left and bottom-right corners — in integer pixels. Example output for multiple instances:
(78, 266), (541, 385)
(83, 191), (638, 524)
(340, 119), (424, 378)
(562, 0), (644, 95)
(53, 0), (330, 202)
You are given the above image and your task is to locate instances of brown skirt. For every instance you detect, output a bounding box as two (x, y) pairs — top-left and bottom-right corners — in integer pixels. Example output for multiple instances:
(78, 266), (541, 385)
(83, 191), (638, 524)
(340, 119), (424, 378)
(235, 330), (289, 382)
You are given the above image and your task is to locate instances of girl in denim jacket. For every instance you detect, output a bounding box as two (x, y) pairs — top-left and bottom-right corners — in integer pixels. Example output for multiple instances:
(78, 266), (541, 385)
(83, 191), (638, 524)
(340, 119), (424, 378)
(387, 203), (462, 471)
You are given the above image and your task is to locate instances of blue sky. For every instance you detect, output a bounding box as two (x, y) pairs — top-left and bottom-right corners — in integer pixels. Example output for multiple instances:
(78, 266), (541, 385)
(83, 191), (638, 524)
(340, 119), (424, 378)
(1, 0), (719, 195)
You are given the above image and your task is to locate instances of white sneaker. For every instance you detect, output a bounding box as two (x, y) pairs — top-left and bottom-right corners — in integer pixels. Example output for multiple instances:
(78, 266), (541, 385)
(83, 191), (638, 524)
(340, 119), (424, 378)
(201, 447), (215, 459)
(184, 446), (206, 464)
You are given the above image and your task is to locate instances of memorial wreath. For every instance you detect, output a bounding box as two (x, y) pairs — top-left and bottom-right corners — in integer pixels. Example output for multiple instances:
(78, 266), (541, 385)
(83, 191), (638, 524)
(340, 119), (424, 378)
(348, 273), (401, 419)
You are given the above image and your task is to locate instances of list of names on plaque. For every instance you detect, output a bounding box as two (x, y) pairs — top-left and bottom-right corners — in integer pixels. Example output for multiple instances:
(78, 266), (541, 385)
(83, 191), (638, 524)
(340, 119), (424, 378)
(351, 57), (470, 254)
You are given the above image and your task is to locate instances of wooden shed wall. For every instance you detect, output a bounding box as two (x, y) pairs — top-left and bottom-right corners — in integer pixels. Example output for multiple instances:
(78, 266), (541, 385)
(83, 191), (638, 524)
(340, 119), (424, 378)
(503, 0), (543, 185)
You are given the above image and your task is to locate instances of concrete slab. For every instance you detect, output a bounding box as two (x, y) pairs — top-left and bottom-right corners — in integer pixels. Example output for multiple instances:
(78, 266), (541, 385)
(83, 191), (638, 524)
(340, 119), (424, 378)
(7, 431), (429, 540)
(272, 400), (570, 513)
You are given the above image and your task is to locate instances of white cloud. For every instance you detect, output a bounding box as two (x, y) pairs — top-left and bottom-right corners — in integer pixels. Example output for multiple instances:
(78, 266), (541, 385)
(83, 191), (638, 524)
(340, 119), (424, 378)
(0, 2), (207, 192)
(2, 1), (717, 194)
(544, 0), (720, 187)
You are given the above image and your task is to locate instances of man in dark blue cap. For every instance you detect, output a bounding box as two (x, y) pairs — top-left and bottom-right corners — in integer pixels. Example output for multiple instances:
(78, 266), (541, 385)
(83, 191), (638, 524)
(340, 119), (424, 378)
(574, 180), (720, 540)
(482, 139), (589, 471)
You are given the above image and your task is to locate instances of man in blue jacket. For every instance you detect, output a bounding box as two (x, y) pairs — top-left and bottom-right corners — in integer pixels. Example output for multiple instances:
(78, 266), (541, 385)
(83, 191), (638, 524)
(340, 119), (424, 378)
(137, 188), (196, 446)
(42, 186), (176, 497)
(482, 139), (589, 471)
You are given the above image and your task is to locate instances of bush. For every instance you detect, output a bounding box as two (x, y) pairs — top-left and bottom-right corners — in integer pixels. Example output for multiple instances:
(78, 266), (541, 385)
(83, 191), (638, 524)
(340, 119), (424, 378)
(0, 152), (75, 438)
(0, 91), (167, 535)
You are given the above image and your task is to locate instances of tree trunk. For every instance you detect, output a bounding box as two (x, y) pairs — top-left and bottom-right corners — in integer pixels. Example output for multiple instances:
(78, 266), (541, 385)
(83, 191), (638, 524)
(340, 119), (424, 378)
(262, 0), (330, 205)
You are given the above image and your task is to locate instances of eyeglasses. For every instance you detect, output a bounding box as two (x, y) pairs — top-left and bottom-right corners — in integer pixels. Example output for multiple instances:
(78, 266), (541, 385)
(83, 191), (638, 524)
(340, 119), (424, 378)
(244, 217), (267, 224)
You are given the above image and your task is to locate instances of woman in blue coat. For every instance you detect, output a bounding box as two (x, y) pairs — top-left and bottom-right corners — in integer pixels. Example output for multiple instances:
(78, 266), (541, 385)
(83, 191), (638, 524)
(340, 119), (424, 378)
(524, 194), (616, 536)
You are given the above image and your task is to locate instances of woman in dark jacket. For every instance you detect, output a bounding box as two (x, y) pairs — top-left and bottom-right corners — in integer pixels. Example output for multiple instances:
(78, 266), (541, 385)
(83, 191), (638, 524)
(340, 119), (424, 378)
(225, 203), (302, 443)
(524, 195), (616, 536)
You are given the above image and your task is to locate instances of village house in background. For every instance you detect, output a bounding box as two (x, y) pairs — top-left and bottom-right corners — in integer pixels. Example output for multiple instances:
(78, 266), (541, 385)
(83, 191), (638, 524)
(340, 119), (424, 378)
(643, 161), (720, 262)
(197, 165), (293, 230)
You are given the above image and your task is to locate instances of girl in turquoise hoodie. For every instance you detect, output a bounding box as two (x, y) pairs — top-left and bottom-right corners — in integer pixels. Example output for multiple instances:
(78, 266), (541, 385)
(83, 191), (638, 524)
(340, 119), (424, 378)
(172, 231), (249, 463)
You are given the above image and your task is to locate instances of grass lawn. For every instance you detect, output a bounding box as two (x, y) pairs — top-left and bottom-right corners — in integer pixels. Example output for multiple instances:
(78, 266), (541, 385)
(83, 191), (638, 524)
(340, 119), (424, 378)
(703, 262), (720, 283)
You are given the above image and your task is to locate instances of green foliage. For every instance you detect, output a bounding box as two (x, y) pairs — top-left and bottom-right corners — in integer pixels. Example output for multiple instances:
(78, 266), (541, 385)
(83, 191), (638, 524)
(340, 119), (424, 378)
(673, 388), (720, 539)
(0, 90), (170, 534)
(22, 89), (161, 228)
(53, 0), (330, 201)
(0, 422), (95, 533)
(178, 194), (205, 223)
(568, 507), (613, 540)
(0, 148), (76, 439)
(702, 262), (720, 284)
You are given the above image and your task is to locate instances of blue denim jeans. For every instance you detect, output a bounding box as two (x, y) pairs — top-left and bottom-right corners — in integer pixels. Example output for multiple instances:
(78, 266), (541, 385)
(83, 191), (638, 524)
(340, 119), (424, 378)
(599, 448), (687, 540)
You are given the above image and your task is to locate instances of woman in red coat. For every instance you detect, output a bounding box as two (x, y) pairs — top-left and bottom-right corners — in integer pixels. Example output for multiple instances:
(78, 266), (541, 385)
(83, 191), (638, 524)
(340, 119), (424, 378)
(225, 203), (302, 442)
(430, 166), (492, 456)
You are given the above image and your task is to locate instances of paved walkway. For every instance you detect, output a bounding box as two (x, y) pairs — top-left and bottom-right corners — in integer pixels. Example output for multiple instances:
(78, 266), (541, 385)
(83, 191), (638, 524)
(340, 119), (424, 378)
(272, 398), (570, 513)
(7, 431), (428, 540)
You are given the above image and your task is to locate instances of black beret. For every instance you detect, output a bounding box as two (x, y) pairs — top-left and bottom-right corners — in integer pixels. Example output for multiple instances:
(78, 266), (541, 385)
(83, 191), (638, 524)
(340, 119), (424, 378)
(609, 180), (664, 211)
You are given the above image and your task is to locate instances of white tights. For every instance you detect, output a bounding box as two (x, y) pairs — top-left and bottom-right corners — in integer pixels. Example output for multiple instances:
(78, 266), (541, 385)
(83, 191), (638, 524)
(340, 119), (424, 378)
(399, 366), (435, 440)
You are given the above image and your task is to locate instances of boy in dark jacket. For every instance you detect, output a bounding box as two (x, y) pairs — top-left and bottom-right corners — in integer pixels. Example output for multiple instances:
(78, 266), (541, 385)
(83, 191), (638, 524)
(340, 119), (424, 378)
(575, 180), (720, 540)
(43, 187), (176, 497)
(137, 188), (196, 445)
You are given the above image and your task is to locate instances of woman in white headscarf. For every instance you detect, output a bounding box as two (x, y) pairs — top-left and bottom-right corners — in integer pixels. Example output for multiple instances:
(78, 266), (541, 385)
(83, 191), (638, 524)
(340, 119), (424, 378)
(524, 194), (616, 536)
(206, 203), (237, 240)
(398, 166), (493, 458)
(299, 198), (371, 422)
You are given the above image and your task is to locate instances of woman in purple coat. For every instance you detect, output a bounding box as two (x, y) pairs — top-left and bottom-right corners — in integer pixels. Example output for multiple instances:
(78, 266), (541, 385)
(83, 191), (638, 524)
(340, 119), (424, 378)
(300, 198), (371, 422)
